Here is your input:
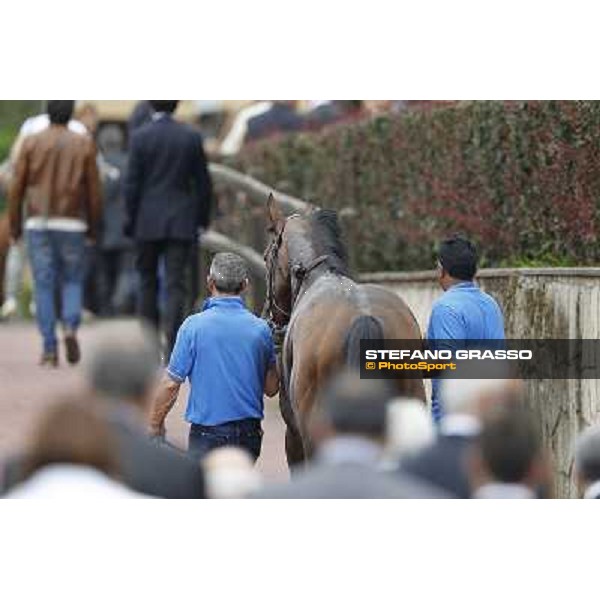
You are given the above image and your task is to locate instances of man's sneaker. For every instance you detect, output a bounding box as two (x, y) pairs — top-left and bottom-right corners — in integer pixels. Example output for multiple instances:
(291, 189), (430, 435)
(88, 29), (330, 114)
(64, 333), (81, 365)
(40, 352), (59, 368)
(0, 297), (18, 319)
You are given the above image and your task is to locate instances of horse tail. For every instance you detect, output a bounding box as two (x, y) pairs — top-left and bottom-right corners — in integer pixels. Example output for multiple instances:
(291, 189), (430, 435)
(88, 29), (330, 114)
(343, 315), (384, 371)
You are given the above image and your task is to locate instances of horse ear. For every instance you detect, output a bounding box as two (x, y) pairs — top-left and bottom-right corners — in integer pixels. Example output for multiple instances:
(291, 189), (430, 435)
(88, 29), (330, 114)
(267, 192), (285, 232)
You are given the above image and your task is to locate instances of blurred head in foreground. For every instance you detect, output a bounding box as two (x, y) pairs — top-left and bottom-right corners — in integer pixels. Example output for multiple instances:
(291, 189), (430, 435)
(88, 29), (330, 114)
(308, 371), (395, 454)
(84, 320), (161, 417)
(22, 399), (119, 482)
(384, 398), (434, 463)
(202, 447), (262, 499)
(440, 361), (523, 434)
(469, 404), (550, 499)
(574, 424), (600, 498)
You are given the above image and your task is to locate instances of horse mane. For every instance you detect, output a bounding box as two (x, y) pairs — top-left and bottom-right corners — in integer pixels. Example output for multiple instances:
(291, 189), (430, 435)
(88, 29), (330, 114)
(308, 209), (351, 277)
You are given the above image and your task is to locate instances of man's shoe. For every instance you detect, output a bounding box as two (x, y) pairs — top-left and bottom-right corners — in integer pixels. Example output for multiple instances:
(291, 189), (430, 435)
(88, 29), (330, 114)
(64, 333), (80, 365)
(1, 297), (18, 319)
(40, 352), (59, 368)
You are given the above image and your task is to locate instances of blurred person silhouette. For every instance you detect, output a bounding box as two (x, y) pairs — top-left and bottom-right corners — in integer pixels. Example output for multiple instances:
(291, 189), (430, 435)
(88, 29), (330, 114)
(304, 101), (362, 131)
(151, 252), (279, 462)
(124, 100), (213, 357)
(8, 100), (101, 367)
(246, 101), (303, 142)
(574, 425), (600, 499)
(255, 372), (448, 499)
(84, 320), (205, 498)
(95, 125), (136, 315)
(202, 447), (262, 499)
(5, 399), (147, 498)
(382, 398), (435, 468)
(469, 404), (550, 499)
(400, 363), (522, 498)
(219, 101), (272, 155)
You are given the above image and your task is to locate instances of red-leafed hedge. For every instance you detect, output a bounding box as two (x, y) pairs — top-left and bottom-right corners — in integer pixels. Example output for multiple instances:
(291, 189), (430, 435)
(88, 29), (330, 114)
(231, 101), (600, 272)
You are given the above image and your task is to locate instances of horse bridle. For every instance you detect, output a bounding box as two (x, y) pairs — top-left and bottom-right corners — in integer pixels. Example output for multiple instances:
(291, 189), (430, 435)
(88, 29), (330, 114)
(263, 215), (328, 329)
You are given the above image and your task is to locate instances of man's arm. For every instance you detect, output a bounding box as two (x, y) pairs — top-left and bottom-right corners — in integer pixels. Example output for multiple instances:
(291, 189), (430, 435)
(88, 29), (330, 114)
(264, 363), (279, 397)
(8, 141), (30, 241)
(149, 372), (181, 437)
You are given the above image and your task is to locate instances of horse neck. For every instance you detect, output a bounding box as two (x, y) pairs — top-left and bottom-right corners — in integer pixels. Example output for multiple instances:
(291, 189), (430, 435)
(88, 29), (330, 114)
(286, 229), (329, 303)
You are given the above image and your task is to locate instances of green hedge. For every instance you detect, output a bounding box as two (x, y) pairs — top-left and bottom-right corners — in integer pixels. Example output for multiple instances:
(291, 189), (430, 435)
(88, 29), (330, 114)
(232, 101), (600, 272)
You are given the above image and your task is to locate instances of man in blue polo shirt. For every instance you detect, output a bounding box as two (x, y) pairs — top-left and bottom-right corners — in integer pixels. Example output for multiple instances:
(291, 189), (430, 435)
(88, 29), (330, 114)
(427, 235), (505, 424)
(150, 252), (279, 461)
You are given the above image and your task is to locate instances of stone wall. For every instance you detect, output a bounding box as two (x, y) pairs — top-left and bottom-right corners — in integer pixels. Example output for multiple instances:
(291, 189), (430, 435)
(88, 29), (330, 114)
(360, 268), (600, 498)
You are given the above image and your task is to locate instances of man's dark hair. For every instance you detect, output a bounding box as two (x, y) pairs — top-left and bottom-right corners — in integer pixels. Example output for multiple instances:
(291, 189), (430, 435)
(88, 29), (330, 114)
(46, 101), (75, 125)
(438, 234), (478, 280)
(479, 406), (540, 483)
(317, 371), (395, 438)
(149, 100), (179, 114)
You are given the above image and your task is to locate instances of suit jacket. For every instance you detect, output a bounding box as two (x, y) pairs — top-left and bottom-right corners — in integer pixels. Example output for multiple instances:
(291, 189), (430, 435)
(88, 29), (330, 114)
(1, 412), (206, 499)
(124, 115), (212, 241)
(109, 412), (205, 498)
(400, 434), (475, 499)
(255, 437), (449, 499)
(256, 463), (448, 499)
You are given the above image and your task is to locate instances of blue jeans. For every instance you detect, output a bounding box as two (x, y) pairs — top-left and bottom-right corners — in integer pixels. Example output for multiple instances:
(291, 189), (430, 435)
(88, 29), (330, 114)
(188, 418), (263, 462)
(26, 230), (85, 353)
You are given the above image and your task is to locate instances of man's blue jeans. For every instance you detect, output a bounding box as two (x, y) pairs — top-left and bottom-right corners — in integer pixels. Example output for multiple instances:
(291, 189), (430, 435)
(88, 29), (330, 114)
(188, 418), (263, 462)
(25, 229), (85, 353)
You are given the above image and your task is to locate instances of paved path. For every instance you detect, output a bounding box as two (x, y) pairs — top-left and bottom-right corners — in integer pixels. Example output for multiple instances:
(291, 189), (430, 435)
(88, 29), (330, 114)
(0, 321), (289, 482)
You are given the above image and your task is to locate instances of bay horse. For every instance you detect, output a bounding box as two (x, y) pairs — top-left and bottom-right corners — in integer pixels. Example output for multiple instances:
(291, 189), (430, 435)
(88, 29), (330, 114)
(263, 194), (425, 466)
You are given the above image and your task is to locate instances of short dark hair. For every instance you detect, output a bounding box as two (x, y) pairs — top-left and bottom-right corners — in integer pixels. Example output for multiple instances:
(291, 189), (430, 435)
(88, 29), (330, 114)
(479, 406), (540, 483)
(438, 235), (478, 280)
(149, 100), (179, 114)
(317, 371), (395, 438)
(46, 101), (75, 125)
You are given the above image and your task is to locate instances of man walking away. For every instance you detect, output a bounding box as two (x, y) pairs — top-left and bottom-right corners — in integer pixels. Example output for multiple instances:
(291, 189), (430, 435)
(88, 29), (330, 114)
(427, 235), (505, 423)
(150, 252), (279, 462)
(124, 100), (213, 356)
(9, 100), (101, 367)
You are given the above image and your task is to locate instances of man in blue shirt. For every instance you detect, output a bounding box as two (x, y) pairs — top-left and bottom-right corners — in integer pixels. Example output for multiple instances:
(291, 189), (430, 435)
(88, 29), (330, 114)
(427, 235), (505, 424)
(150, 252), (279, 461)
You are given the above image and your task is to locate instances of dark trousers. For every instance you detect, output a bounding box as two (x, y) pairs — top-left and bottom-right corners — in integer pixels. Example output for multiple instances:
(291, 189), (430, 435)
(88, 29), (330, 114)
(136, 240), (192, 356)
(98, 249), (136, 316)
(188, 419), (263, 462)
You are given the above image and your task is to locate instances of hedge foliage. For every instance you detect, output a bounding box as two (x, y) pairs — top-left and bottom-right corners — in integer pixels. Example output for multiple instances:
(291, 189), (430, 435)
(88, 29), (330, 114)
(232, 101), (600, 272)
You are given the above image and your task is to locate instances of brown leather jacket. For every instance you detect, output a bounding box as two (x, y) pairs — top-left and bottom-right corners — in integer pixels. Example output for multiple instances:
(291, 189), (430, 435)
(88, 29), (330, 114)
(8, 125), (101, 240)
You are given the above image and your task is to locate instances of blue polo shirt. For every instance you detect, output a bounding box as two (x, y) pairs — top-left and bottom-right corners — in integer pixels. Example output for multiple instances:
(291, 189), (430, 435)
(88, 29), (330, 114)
(427, 281), (505, 423)
(167, 296), (276, 426)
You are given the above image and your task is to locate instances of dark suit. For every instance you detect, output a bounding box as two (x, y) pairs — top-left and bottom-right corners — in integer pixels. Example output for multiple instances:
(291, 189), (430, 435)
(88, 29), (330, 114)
(109, 411), (205, 499)
(124, 114), (212, 353)
(400, 434), (475, 499)
(255, 438), (449, 499)
(0, 413), (206, 499)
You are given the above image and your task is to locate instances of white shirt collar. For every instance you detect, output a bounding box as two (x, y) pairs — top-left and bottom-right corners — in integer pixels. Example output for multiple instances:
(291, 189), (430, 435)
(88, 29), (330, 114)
(318, 436), (382, 467)
(440, 414), (481, 437)
(584, 480), (600, 499)
(475, 482), (535, 499)
(152, 112), (168, 121)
